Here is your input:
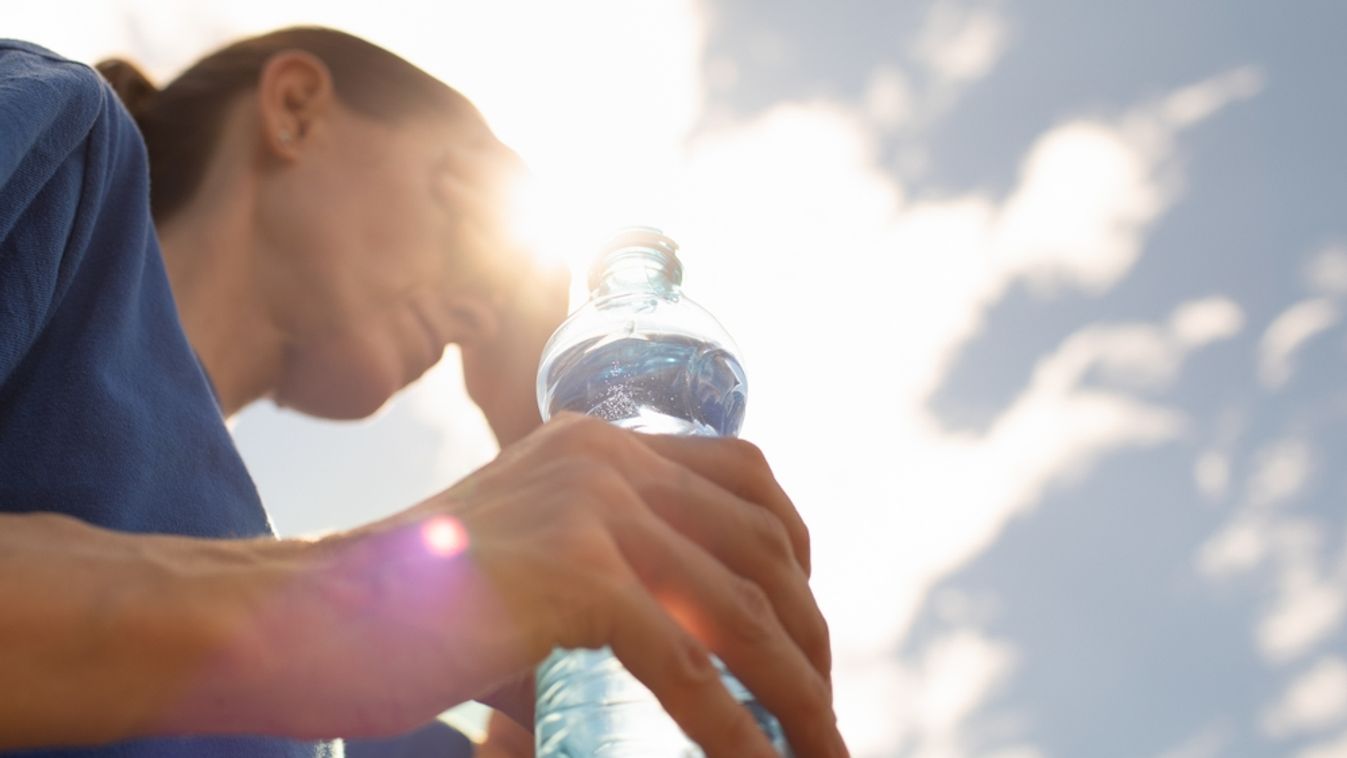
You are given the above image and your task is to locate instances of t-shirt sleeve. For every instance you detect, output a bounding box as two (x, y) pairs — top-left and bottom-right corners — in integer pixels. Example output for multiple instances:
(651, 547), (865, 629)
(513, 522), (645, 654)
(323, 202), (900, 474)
(0, 41), (106, 388)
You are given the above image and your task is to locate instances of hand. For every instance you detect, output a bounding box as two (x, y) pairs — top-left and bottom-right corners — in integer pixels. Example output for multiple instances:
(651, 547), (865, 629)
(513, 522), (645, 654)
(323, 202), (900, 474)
(459, 260), (570, 448)
(430, 143), (572, 448)
(298, 414), (843, 757)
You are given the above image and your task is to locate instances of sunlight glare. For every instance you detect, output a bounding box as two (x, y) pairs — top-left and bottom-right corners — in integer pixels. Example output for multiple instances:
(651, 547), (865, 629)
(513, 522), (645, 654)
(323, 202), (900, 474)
(506, 170), (608, 272)
(421, 515), (469, 558)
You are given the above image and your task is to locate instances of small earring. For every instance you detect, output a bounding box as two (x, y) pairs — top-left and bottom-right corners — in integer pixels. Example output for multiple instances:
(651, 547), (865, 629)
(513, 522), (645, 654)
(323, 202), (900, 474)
(278, 130), (293, 144)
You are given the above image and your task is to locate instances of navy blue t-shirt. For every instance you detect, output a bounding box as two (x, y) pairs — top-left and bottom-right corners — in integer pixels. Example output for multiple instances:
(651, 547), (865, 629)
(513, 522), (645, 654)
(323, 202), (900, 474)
(0, 40), (341, 757)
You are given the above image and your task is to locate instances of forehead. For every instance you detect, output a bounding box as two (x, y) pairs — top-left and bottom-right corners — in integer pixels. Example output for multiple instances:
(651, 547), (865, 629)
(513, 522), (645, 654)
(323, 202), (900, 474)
(427, 129), (526, 204)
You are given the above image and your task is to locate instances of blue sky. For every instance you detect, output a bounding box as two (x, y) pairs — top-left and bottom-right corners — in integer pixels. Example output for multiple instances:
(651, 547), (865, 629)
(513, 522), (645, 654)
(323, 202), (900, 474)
(12, 1), (1347, 755)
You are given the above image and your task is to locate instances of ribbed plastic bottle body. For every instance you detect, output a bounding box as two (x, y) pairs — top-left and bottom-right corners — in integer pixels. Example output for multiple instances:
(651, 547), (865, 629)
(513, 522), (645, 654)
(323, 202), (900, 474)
(532, 229), (790, 757)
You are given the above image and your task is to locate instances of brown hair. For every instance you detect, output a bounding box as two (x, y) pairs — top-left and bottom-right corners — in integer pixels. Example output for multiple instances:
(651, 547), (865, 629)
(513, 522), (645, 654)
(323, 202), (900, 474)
(96, 27), (486, 221)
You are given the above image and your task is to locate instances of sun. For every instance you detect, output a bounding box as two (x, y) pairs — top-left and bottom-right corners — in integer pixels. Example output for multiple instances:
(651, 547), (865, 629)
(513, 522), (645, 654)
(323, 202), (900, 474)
(506, 170), (607, 272)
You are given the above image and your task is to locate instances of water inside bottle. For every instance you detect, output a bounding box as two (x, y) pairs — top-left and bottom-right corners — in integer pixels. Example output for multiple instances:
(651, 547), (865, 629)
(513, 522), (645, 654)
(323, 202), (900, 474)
(535, 331), (791, 756)
(536, 647), (792, 757)
(541, 333), (747, 437)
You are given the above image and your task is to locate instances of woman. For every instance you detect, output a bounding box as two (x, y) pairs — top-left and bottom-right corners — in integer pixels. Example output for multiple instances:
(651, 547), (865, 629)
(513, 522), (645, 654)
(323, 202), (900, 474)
(0, 28), (845, 757)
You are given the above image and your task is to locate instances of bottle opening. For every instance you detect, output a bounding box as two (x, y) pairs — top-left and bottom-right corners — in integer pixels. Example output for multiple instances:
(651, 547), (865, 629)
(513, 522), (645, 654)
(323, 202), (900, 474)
(588, 227), (684, 295)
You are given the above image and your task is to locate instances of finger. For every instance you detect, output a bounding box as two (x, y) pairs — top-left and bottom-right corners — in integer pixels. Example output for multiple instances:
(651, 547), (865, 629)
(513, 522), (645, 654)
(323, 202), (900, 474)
(636, 434), (811, 577)
(532, 418), (830, 686)
(601, 579), (779, 758)
(612, 511), (846, 758)
(639, 454), (831, 687)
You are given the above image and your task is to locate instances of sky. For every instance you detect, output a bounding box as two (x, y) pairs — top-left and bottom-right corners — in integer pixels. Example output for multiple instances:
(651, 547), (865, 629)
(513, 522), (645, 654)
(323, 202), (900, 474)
(10, 1), (1347, 756)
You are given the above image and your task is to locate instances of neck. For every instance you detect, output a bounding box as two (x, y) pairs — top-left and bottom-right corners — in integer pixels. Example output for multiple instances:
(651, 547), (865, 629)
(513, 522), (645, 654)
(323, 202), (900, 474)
(157, 178), (286, 419)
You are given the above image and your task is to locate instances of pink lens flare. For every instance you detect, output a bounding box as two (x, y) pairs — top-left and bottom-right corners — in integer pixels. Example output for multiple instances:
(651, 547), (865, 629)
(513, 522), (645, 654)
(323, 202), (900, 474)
(421, 516), (469, 557)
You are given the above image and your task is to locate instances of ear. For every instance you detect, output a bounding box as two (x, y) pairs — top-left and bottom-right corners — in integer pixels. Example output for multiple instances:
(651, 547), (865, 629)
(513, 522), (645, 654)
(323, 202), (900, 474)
(255, 51), (335, 160)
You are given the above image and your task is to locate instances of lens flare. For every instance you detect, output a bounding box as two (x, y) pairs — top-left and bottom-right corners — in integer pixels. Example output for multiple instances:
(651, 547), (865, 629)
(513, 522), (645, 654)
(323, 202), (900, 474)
(507, 173), (594, 269)
(421, 516), (469, 557)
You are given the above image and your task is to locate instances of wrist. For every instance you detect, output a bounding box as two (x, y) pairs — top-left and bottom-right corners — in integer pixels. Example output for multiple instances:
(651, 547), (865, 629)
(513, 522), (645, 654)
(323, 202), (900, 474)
(151, 518), (487, 739)
(0, 515), (313, 745)
(121, 534), (319, 737)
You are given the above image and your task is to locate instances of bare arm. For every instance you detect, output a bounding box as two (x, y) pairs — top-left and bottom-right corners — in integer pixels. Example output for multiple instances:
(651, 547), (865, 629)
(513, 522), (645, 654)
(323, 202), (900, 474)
(1, 416), (845, 756)
(0, 511), (303, 746)
(0, 510), (515, 747)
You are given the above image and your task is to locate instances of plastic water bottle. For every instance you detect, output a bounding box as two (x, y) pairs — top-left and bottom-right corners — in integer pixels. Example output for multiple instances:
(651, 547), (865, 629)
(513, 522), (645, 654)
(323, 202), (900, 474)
(533, 228), (792, 756)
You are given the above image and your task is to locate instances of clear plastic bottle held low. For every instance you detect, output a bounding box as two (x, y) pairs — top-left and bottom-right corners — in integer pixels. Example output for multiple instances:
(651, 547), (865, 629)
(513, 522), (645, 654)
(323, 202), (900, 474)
(533, 227), (791, 756)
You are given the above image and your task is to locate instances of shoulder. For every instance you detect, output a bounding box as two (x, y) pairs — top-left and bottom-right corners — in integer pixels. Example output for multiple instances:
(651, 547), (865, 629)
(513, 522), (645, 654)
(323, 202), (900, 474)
(0, 39), (105, 105)
(0, 39), (109, 187)
(0, 40), (145, 388)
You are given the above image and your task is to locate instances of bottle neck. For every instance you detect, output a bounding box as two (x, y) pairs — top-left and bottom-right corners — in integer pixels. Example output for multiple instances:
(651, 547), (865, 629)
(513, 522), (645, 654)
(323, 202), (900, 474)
(590, 247), (684, 300)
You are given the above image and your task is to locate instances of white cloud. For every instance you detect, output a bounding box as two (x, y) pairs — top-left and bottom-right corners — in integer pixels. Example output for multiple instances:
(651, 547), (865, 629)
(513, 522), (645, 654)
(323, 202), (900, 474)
(983, 747), (1046, 758)
(833, 656), (915, 758)
(833, 627), (1025, 758)
(1197, 439), (1343, 664)
(1154, 721), (1233, 758)
(1160, 66), (1266, 128)
(865, 64), (915, 129)
(915, 630), (1016, 735)
(17, 4), (1272, 754)
(1074, 325), (1184, 390)
(1259, 583), (1346, 665)
(994, 121), (1166, 293)
(1171, 296), (1246, 346)
(1039, 296), (1242, 393)
(667, 69), (1256, 755)
(1263, 656), (1347, 737)
(1246, 438), (1314, 509)
(907, 629), (1018, 758)
(912, 0), (1010, 85)
(995, 68), (1261, 295)
(1299, 728), (1347, 758)
(1194, 450), (1231, 502)
(1257, 547), (1347, 664)
(1259, 299), (1340, 389)
(1198, 516), (1270, 578)
(1304, 242), (1347, 296)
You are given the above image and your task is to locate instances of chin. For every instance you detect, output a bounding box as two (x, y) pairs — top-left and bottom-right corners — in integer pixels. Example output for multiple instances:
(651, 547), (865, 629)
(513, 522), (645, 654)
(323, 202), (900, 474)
(274, 373), (401, 421)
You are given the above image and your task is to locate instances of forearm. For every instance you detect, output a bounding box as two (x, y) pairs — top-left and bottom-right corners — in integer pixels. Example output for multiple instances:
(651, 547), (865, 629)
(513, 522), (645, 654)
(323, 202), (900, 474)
(0, 507), (529, 748)
(0, 512), (337, 747)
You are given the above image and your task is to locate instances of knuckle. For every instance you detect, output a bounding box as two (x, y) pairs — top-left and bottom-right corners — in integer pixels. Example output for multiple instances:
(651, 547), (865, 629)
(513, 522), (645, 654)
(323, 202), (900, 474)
(541, 412), (603, 451)
(550, 414), (639, 465)
(554, 452), (603, 481)
(588, 469), (638, 519)
(547, 456), (605, 493)
(668, 634), (721, 690)
(532, 458), (617, 525)
(642, 456), (695, 501)
(699, 696), (762, 753)
(752, 508), (795, 563)
(548, 409), (589, 426)
(806, 613), (833, 678)
(792, 674), (836, 741)
(728, 438), (770, 471)
(554, 577), (622, 650)
(729, 580), (777, 645)
(560, 413), (613, 445)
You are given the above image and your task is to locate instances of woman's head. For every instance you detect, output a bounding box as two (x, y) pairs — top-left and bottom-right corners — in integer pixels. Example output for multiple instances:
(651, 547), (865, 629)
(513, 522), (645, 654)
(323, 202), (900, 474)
(99, 28), (530, 419)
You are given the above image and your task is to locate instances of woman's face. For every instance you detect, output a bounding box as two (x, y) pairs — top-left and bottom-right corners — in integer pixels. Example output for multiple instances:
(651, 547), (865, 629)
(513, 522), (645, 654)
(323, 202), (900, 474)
(254, 102), (524, 419)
